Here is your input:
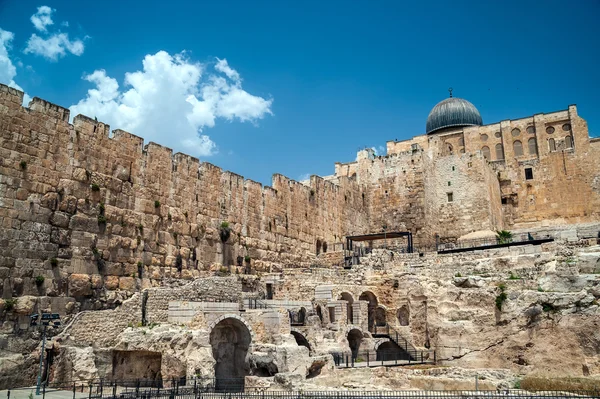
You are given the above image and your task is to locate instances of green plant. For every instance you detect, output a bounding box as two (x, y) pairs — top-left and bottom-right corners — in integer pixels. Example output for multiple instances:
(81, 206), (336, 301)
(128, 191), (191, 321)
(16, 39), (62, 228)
(565, 256), (576, 264)
(218, 266), (230, 275)
(495, 284), (507, 311)
(542, 302), (557, 313)
(154, 200), (160, 208)
(137, 236), (141, 245)
(127, 322), (134, 328)
(455, 272), (462, 277)
(5, 298), (16, 311)
(219, 221), (231, 242)
(138, 224), (144, 234)
(173, 232), (178, 239)
(496, 230), (513, 244)
(50, 257), (58, 267)
(34, 275), (45, 286)
(20, 160), (27, 170)
(91, 183), (100, 192)
(97, 215), (107, 224)
(98, 202), (105, 214)
(168, 213), (172, 221)
(513, 379), (522, 389)
(244, 255), (251, 263)
(508, 271), (521, 280)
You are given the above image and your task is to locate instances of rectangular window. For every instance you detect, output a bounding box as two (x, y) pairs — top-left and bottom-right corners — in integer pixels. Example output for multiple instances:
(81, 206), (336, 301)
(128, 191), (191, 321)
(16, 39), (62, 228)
(525, 168), (533, 180)
(447, 192), (453, 202)
(452, 166), (455, 171)
(501, 197), (508, 205)
(448, 181), (451, 186)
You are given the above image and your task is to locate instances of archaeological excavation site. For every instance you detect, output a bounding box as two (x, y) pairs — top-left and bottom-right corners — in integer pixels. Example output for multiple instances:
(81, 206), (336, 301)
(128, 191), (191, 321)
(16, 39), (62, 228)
(1, 83), (600, 394)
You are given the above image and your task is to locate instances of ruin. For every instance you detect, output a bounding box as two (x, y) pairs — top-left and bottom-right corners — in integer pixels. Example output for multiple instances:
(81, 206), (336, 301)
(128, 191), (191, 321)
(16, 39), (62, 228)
(0, 83), (599, 391)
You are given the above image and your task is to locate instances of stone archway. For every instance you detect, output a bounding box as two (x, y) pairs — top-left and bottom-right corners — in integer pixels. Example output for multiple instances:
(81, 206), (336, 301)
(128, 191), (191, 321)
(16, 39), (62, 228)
(376, 341), (408, 361)
(375, 305), (387, 327)
(209, 315), (253, 392)
(338, 292), (354, 324)
(316, 305), (323, 324)
(347, 328), (363, 359)
(397, 305), (410, 326)
(359, 291), (378, 331)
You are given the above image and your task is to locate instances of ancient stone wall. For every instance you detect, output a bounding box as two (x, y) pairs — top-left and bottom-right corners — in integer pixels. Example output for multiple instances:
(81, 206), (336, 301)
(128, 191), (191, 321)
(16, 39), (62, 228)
(0, 84), (369, 309)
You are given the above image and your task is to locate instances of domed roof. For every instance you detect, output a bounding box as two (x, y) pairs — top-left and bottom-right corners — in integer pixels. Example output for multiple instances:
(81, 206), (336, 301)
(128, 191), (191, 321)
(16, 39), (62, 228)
(426, 97), (483, 134)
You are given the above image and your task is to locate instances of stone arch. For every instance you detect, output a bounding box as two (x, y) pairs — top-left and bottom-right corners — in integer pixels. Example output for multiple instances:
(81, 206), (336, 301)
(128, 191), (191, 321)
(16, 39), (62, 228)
(528, 137), (538, 155)
(513, 140), (523, 156)
(495, 143), (504, 160)
(374, 305), (387, 327)
(209, 315), (253, 392)
(397, 305), (410, 326)
(290, 328), (311, 351)
(376, 340), (409, 361)
(481, 146), (490, 160)
(347, 328), (363, 358)
(338, 292), (354, 324)
(359, 291), (378, 331)
(315, 305), (323, 324)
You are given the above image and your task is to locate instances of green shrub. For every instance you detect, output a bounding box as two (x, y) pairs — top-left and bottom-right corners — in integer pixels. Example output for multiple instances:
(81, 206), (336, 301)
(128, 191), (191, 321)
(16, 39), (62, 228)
(136, 236), (141, 246)
(542, 302), (557, 313)
(19, 160), (27, 170)
(138, 224), (144, 234)
(508, 271), (520, 280)
(220, 221), (230, 229)
(219, 221), (231, 242)
(97, 215), (107, 224)
(455, 272), (462, 277)
(34, 275), (45, 286)
(244, 255), (251, 263)
(98, 202), (105, 214)
(495, 284), (507, 311)
(154, 200), (160, 208)
(496, 230), (513, 244)
(168, 213), (172, 221)
(50, 257), (58, 267)
(91, 183), (100, 191)
(5, 298), (17, 311)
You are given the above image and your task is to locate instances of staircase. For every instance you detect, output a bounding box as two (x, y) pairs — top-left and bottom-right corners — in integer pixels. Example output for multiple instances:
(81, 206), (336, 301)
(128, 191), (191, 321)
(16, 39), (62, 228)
(371, 324), (419, 360)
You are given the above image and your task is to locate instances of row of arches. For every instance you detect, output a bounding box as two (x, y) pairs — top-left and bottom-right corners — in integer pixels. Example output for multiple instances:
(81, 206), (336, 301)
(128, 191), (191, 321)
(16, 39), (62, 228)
(481, 135), (574, 161)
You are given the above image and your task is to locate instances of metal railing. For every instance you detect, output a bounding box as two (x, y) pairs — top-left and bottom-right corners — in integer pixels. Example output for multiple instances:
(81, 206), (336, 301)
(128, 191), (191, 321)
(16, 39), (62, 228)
(332, 348), (435, 368)
(371, 324), (418, 358)
(436, 232), (552, 252)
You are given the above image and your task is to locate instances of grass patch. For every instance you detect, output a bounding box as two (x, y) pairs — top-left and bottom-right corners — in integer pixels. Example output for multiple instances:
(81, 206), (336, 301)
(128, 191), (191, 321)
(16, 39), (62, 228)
(508, 271), (521, 280)
(520, 376), (600, 390)
(4, 298), (17, 311)
(35, 275), (45, 286)
(154, 200), (160, 208)
(19, 160), (27, 170)
(91, 183), (100, 191)
(495, 283), (507, 311)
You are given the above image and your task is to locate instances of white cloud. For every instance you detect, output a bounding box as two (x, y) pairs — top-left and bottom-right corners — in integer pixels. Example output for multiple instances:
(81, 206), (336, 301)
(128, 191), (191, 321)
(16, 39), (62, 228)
(61, 21), (69, 27)
(298, 173), (311, 181)
(0, 28), (32, 105)
(31, 6), (54, 32)
(373, 145), (387, 156)
(24, 33), (84, 61)
(70, 51), (273, 157)
(24, 6), (85, 61)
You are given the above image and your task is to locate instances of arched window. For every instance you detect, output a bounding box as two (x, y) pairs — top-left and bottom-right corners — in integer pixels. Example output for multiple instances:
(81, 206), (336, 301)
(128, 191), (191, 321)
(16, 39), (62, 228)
(565, 136), (573, 148)
(511, 128), (521, 137)
(513, 140), (523, 156)
(495, 143), (505, 160)
(528, 138), (538, 156)
(548, 138), (556, 151)
(481, 146), (490, 160)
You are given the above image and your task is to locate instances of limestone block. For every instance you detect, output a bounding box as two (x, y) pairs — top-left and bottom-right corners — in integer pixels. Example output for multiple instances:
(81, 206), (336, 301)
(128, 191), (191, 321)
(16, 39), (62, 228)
(91, 274), (103, 289)
(119, 277), (136, 291)
(68, 274), (92, 297)
(104, 275), (119, 290)
(49, 211), (70, 228)
(453, 276), (485, 288)
(13, 295), (36, 315)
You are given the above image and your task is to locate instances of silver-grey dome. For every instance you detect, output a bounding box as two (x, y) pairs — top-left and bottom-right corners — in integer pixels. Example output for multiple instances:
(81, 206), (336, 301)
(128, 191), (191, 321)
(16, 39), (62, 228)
(426, 97), (483, 134)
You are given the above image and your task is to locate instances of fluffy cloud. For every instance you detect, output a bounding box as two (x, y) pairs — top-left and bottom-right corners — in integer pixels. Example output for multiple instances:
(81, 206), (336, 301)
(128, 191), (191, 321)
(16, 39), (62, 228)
(0, 28), (32, 105)
(70, 51), (273, 157)
(24, 6), (85, 61)
(30, 6), (54, 32)
(24, 33), (84, 60)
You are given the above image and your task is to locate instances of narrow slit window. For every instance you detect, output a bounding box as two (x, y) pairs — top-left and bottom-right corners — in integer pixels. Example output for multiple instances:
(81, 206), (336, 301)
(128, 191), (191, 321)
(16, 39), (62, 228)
(525, 168), (533, 180)
(447, 192), (454, 202)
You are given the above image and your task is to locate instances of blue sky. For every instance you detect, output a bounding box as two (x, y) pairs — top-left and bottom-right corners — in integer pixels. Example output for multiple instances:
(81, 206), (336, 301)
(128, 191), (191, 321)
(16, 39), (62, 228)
(1, 0), (599, 185)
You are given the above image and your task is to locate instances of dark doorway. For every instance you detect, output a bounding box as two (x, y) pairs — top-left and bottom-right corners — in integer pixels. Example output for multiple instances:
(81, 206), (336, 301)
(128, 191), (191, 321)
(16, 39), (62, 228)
(266, 284), (273, 300)
(209, 318), (251, 392)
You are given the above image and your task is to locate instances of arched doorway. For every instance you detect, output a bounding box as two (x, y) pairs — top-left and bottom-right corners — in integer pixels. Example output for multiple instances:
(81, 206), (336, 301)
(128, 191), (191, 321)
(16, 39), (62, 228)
(376, 341), (409, 362)
(338, 292), (354, 324)
(291, 330), (311, 351)
(209, 317), (252, 392)
(375, 306), (386, 327)
(347, 329), (363, 359)
(397, 305), (410, 326)
(359, 291), (378, 332)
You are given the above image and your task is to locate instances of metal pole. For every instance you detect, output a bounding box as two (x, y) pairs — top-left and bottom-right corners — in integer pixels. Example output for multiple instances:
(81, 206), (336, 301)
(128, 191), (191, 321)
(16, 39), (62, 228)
(36, 325), (47, 395)
(475, 374), (478, 391)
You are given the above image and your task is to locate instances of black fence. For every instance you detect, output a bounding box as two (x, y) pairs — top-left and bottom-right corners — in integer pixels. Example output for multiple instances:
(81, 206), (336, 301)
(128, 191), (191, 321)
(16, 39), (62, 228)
(332, 349), (434, 368)
(436, 232), (553, 254)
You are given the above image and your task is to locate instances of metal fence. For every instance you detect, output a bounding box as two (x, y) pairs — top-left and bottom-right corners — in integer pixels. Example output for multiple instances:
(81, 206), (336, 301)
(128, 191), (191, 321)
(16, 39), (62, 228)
(332, 348), (434, 368)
